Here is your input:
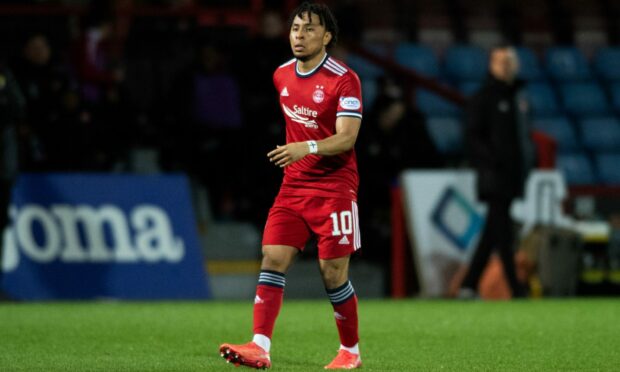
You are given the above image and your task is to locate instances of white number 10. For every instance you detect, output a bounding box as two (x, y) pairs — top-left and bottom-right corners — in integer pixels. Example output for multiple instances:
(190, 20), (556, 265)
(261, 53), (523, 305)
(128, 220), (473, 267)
(330, 211), (353, 236)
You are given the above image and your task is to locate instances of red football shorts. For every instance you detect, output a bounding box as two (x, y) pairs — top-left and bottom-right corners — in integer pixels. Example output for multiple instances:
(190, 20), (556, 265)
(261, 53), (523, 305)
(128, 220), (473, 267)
(262, 194), (361, 260)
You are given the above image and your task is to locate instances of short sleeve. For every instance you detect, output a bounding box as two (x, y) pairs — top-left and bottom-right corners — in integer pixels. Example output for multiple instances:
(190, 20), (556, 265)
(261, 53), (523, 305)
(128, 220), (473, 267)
(336, 72), (363, 120)
(273, 69), (280, 91)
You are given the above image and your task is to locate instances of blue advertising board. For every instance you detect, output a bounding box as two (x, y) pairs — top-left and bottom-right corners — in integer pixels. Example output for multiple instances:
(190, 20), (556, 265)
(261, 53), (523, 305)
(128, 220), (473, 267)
(1, 173), (211, 300)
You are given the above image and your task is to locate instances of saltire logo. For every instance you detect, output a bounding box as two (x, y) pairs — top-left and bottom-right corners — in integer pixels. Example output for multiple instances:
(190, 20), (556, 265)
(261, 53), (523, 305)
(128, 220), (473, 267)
(282, 104), (319, 129)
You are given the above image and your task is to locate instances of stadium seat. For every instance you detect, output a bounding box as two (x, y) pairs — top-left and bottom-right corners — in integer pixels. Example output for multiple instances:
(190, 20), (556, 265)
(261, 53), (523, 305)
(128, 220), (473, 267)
(516, 47), (544, 80)
(416, 88), (461, 116)
(444, 45), (488, 81)
(594, 47), (620, 80)
(532, 116), (580, 151)
(459, 81), (482, 97)
(425, 116), (463, 155)
(525, 83), (561, 116)
(346, 54), (384, 80)
(559, 82), (609, 116)
(395, 43), (440, 78)
(545, 47), (591, 81)
(361, 79), (379, 110)
(346, 44), (389, 81)
(595, 153), (620, 184)
(578, 116), (620, 152)
(610, 82), (620, 112)
(556, 152), (596, 185)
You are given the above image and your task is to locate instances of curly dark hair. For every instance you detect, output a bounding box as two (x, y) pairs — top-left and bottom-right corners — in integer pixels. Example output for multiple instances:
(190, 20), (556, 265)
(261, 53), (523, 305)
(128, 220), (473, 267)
(288, 1), (339, 48)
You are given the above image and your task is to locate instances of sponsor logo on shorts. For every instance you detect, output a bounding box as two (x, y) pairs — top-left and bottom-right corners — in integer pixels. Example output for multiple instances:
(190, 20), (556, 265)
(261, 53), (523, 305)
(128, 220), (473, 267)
(338, 235), (350, 245)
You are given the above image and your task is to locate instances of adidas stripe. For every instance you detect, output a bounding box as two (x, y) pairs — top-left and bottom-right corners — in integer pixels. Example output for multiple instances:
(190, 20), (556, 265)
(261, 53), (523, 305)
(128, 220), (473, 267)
(258, 270), (286, 288)
(326, 281), (355, 305)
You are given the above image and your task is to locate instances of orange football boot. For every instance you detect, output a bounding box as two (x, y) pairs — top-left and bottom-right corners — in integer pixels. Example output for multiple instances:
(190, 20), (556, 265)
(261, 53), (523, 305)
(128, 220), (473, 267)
(219, 342), (271, 369)
(324, 349), (362, 369)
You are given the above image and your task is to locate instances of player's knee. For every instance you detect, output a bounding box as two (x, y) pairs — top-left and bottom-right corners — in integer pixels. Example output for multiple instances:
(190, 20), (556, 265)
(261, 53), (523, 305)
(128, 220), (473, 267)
(260, 245), (297, 272)
(320, 265), (347, 289)
(261, 253), (290, 272)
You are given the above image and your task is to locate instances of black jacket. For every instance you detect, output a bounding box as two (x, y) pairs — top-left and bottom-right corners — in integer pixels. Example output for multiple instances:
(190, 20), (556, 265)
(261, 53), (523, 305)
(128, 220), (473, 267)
(0, 65), (25, 180)
(466, 76), (532, 201)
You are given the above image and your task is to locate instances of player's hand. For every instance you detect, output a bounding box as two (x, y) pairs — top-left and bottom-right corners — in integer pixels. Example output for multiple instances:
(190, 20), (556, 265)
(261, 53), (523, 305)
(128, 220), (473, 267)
(267, 142), (310, 167)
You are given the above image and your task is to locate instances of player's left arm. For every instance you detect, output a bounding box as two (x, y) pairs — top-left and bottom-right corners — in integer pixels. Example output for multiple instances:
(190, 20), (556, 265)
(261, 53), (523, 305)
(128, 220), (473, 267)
(267, 116), (361, 167)
(314, 115), (361, 156)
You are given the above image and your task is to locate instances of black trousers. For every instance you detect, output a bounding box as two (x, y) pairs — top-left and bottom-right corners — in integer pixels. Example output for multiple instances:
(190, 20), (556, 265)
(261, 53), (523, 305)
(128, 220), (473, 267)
(461, 196), (524, 296)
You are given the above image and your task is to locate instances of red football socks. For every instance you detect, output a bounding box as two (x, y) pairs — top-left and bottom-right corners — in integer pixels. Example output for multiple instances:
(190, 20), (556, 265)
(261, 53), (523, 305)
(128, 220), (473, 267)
(327, 281), (359, 348)
(253, 270), (285, 339)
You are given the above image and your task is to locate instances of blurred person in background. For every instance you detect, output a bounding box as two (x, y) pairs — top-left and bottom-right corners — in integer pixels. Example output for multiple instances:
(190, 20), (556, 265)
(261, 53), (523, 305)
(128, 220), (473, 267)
(239, 9), (291, 225)
(0, 59), (26, 300)
(241, 9), (290, 116)
(220, 2), (363, 369)
(73, 4), (130, 170)
(332, 0), (363, 45)
(358, 78), (441, 265)
(73, 14), (124, 106)
(169, 42), (243, 220)
(459, 45), (533, 299)
(12, 33), (75, 171)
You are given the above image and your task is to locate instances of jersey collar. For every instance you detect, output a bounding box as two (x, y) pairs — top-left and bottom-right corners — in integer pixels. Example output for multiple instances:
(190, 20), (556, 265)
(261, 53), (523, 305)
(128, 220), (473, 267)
(295, 53), (328, 78)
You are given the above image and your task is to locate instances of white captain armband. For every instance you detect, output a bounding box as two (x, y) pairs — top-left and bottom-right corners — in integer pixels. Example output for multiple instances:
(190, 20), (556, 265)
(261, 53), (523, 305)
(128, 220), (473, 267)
(307, 140), (318, 154)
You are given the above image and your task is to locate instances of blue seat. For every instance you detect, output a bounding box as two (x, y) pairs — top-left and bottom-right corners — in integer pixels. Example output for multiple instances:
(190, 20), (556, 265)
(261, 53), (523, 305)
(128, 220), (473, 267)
(361, 79), (378, 110)
(556, 152), (596, 185)
(416, 88), (461, 116)
(459, 81), (482, 97)
(532, 116), (579, 151)
(595, 153), (620, 184)
(346, 54), (384, 80)
(559, 82), (609, 116)
(610, 82), (620, 112)
(425, 116), (463, 155)
(545, 47), (591, 81)
(579, 116), (620, 152)
(594, 47), (620, 80)
(444, 46), (488, 81)
(346, 44), (389, 80)
(516, 47), (543, 80)
(395, 43), (439, 78)
(525, 83), (560, 116)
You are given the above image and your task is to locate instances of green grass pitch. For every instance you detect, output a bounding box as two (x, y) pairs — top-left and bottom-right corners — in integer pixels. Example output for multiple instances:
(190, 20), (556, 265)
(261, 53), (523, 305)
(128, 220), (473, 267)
(1, 299), (619, 371)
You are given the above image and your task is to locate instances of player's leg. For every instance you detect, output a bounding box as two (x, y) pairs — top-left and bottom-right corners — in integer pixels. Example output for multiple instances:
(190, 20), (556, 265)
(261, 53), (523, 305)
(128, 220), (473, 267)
(252, 244), (298, 352)
(319, 256), (361, 369)
(307, 197), (362, 369)
(219, 245), (297, 369)
(220, 199), (309, 369)
(320, 255), (359, 349)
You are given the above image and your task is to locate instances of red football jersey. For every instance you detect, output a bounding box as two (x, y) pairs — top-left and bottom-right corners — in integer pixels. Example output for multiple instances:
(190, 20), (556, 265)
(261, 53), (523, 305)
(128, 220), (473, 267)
(273, 53), (363, 200)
